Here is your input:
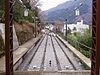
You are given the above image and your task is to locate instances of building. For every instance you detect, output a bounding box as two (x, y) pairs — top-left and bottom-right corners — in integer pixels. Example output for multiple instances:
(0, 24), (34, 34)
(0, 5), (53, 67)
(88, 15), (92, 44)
(54, 20), (64, 32)
(63, 20), (89, 36)
(49, 24), (54, 31)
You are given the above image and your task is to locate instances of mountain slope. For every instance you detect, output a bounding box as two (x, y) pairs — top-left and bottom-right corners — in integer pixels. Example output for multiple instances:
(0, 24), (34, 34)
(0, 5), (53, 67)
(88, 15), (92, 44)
(41, 0), (92, 25)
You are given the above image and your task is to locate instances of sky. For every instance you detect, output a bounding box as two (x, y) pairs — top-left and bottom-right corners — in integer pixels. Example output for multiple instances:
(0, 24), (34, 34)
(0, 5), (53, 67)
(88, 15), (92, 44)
(40, 0), (69, 11)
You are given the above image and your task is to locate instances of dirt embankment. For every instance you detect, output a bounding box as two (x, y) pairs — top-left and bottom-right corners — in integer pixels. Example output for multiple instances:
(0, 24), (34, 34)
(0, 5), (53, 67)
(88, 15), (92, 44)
(14, 22), (35, 45)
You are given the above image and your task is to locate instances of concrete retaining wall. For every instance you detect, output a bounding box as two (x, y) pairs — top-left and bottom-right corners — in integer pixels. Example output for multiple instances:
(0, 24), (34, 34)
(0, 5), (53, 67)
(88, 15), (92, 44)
(0, 23), (19, 50)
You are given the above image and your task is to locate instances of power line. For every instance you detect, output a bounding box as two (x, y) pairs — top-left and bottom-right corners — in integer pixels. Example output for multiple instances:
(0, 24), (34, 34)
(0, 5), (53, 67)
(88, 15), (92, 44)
(43, 0), (87, 23)
(68, 0), (86, 17)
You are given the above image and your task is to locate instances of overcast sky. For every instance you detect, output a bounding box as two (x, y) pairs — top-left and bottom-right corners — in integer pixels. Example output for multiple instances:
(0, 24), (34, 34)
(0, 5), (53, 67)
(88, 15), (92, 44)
(40, 0), (69, 11)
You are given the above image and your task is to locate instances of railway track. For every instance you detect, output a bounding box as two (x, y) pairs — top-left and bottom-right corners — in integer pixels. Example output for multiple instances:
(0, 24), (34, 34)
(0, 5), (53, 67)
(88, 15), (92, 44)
(40, 35), (48, 71)
(27, 34), (48, 71)
(55, 35), (84, 70)
(51, 35), (61, 70)
(17, 33), (84, 71)
(53, 36), (77, 70)
(17, 34), (46, 70)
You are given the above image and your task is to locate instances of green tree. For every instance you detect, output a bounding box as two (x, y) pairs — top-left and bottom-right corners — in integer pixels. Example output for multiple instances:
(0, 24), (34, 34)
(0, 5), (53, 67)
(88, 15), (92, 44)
(67, 29), (92, 58)
(0, 0), (4, 22)
(13, 0), (40, 24)
(13, 0), (25, 23)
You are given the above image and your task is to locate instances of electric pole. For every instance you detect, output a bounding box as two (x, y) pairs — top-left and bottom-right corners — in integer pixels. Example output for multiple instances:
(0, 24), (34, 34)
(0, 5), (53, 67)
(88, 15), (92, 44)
(65, 19), (67, 40)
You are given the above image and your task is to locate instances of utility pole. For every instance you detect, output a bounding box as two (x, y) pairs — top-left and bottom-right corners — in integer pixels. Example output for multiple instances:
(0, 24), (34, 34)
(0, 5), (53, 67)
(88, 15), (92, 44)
(35, 17), (39, 37)
(35, 17), (36, 38)
(32, 16), (38, 38)
(65, 19), (67, 40)
(33, 7), (38, 38)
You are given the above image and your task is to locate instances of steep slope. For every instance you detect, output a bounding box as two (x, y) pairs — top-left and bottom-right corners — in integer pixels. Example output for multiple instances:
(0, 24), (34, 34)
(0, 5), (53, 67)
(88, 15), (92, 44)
(41, 0), (92, 25)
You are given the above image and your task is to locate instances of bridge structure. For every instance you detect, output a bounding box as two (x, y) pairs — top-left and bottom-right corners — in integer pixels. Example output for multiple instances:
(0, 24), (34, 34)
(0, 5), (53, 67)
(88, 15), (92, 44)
(3, 0), (100, 75)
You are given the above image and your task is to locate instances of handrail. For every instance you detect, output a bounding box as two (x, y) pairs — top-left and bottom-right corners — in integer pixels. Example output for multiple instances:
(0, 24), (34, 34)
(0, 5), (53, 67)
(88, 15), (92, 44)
(67, 39), (92, 50)
(76, 41), (92, 50)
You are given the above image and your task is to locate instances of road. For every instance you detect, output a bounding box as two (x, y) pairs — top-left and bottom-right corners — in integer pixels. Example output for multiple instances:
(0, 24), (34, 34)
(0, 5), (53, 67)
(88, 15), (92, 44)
(18, 33), (84, 71)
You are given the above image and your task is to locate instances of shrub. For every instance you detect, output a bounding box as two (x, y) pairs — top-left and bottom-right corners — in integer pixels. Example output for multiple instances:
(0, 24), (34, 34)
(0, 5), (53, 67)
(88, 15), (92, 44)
(67, 29), (92, 58)
(0, 0), (4, 22)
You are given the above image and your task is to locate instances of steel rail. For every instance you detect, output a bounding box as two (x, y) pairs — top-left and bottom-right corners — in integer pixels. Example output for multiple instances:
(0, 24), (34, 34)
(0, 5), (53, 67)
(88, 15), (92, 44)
(53, 36), (77, 70)
(50, 35), (61, 70)
(16, 35), (45, 70)
(40, 35), (48, 71)
(26, 35), (46, 70)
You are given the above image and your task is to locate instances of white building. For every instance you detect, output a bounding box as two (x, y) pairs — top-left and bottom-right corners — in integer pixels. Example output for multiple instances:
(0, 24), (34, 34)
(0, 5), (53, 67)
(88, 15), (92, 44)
(63, 20), (89, 36)
(45, 24), (54, 31)
(45, 25), (50, 29)
(49, 24), (54, 31)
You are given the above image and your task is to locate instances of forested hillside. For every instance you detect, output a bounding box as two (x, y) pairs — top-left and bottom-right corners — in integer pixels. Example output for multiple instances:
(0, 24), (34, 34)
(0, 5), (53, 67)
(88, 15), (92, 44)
(42, 0), (92, 25)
